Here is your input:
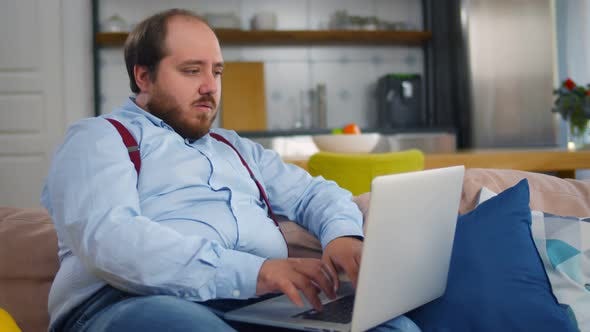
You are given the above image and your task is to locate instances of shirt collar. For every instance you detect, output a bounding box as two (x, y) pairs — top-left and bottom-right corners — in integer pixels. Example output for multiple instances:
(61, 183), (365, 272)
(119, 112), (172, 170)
(122, 96), (172, 130)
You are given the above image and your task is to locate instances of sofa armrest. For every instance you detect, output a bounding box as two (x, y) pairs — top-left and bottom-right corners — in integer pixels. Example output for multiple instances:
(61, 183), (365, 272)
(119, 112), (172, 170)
(0, 207), (58, 332)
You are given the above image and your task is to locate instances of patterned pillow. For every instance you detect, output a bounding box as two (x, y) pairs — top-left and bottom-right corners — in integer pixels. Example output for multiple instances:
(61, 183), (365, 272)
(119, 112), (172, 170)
(530, 211), (590, 331)
(479, 187), (590, 331)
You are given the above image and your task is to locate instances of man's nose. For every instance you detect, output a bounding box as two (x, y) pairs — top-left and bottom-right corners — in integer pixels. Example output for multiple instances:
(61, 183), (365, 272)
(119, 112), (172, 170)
(198, 71), (217, 96)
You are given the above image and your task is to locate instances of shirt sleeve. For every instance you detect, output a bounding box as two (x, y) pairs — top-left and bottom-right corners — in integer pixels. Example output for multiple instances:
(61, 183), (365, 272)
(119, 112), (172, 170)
(42, 119), (265, 301)
(225, 131), (364, 249)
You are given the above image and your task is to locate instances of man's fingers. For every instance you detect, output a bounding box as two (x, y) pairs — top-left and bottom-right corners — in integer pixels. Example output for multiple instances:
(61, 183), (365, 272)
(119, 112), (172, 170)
(276, 264), (322, 311)
(320, 237), (364, 290)
(325, 255), (359, 288)
(279, 279), (304, 307)
(341, 259), (360, 288)
(322, 261), (339, 295)
(257, 258), (341, 311)
(294, 259), (337, 299)
(322, 257), (340, 293)
(354, 250), (362, 266)
(294, 278), (323, 311)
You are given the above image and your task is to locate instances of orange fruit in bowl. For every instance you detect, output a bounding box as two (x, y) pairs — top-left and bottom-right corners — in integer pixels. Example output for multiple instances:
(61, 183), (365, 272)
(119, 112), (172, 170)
(342, 123), (361, 134)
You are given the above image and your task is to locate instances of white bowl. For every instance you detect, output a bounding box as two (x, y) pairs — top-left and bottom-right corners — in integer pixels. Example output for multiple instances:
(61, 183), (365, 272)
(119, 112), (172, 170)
(312, 133), (380, 153)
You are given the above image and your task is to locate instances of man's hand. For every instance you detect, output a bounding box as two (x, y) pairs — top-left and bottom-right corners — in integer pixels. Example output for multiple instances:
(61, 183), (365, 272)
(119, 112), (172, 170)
(321, 237), (363, 290)
(256, 258), (338, 311)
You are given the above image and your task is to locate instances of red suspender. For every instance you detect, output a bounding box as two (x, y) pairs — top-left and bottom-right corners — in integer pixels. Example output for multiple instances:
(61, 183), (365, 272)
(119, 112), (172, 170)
(106, 118), (277, 227)
(106, 118), (141, 176)
(209, 132), (279, 226)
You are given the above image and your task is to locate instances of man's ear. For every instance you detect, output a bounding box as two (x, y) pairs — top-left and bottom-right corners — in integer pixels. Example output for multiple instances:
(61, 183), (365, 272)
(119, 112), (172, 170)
(134, 65), (152, 92)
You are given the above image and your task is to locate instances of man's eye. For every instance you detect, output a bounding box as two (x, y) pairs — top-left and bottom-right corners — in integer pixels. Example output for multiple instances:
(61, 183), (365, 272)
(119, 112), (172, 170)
(214, 70), (223, 77)
(184, 69), (200, 75)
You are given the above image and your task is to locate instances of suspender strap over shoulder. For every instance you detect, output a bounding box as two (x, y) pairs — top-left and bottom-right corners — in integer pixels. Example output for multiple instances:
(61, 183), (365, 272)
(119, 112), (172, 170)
(209, 132), (279, 226)
(106, 118), (141, 176)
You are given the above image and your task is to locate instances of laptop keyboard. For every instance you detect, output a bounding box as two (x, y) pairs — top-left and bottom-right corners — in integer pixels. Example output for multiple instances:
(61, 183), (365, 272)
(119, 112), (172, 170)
(293, 295), (354, 324)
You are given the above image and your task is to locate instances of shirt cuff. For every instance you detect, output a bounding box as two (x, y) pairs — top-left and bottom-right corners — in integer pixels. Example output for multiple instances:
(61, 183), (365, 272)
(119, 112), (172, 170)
(214, 249), (266, 299)
(319, 219), (364, 249)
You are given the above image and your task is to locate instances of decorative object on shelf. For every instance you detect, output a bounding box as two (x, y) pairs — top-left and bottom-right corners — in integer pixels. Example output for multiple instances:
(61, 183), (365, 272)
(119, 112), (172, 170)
(101, 14), (129, 32)
(552, 78), (590, 150)
(328, 10), (416, 31)
(250, 12), (277, 30)
(329, 10), (350, 30)
(204, 12), (241, 29)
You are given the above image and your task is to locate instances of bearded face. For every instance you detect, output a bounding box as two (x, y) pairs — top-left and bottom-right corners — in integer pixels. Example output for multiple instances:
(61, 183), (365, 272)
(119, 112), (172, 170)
(146, 84), (218, 140)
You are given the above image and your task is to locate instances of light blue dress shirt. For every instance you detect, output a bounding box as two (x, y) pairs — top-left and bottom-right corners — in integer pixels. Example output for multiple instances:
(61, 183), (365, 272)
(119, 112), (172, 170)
(41, 98), (364, 327)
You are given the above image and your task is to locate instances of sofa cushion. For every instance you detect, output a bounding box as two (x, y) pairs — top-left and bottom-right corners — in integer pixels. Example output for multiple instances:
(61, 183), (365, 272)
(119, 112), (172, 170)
(0, 207), (58, 332)
(278, 217), (323, 258)
(479, 186), (590, 331)
(460, 168), (590, 215)
(408, 179), (576, 331)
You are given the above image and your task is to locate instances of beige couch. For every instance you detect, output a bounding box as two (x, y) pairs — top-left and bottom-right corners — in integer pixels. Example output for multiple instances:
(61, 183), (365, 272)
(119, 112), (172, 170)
(1, 168), (589, 332)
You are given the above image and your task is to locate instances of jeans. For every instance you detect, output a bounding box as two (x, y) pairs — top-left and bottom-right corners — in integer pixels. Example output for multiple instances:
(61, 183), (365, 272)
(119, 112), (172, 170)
(54, 285), (421, 332)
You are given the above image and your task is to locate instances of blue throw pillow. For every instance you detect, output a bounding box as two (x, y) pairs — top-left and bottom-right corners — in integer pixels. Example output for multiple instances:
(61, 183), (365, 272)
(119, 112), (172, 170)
(407, 179), (575, 332)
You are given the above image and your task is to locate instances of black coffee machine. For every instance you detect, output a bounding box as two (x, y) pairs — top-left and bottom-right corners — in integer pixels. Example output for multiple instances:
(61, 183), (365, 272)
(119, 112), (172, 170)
(376, 74), (426, 128)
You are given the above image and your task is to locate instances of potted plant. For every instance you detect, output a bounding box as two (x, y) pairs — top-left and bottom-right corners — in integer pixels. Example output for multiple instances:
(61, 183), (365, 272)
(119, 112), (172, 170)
(552, 78), (590, 150)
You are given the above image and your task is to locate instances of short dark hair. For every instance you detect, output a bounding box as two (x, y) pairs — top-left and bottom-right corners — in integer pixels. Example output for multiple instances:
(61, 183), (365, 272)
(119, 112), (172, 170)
(124, 9), (208, 93)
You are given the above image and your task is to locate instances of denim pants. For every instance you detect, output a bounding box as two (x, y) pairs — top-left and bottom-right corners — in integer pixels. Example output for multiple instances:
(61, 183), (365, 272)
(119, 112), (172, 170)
(54, 285), (421, 332)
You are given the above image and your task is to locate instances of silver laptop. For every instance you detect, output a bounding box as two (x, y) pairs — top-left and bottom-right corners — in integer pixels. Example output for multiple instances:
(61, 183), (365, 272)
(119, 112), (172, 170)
(224, 166), (465, 332)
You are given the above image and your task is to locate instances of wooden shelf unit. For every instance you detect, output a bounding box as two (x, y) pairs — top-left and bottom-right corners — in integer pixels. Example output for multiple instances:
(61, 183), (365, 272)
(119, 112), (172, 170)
(96, 29), (432, 47)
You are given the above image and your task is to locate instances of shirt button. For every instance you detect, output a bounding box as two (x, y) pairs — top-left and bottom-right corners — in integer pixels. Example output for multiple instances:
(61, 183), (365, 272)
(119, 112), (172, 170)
(232, 289), (240, 297)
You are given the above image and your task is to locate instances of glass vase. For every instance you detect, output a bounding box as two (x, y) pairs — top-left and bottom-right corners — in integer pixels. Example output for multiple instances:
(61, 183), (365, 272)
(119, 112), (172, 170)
(566, 116), (590, 151)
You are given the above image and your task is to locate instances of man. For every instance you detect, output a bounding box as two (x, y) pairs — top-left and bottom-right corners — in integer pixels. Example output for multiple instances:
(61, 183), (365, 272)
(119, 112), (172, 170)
(42, 9), (419, 331)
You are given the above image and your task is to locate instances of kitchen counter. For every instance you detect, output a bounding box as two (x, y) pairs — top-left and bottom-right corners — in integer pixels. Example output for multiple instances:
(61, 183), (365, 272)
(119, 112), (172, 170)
(243, 130), (457, 158)
(424, 148), (590, 178)
(285, 148), (590, 179)
(238, 126), (455, 138)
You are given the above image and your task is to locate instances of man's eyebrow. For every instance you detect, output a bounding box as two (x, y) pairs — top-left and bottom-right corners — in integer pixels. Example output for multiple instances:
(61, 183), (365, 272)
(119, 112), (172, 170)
(178, 60), (224, 68)
(179, 60), (204, 66)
